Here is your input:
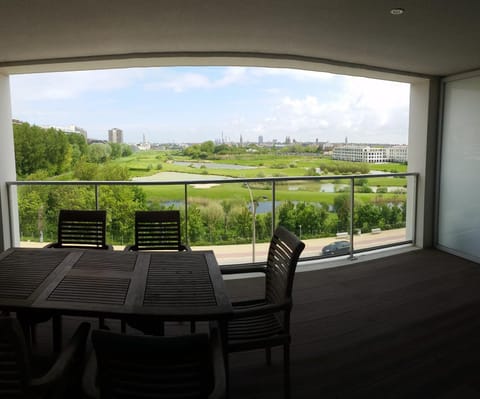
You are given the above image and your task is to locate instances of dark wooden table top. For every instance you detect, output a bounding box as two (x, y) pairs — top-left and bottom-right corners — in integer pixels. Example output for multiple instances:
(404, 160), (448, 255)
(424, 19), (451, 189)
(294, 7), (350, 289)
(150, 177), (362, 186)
(0, 248), (232, 321)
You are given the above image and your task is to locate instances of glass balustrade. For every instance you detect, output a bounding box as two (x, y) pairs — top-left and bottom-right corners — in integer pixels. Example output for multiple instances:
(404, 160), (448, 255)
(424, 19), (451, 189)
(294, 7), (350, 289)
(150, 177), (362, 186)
(7, 173), (417, 265)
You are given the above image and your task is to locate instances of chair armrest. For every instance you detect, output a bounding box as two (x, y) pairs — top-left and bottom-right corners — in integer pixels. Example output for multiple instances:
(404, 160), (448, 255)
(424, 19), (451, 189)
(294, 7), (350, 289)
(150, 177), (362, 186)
(232, 301), (292, 318)
(180, 244), (192, 251)
(209, 327), (226, 399)
(123, 244), (134, 252)
(30, 322), (90, 393)
(220, 264), (267, 275)
(82, 351), (100, 399)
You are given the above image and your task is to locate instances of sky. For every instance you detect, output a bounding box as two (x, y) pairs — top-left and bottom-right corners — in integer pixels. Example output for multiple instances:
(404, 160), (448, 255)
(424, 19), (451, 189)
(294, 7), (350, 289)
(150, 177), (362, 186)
(9, 66), (410, 145)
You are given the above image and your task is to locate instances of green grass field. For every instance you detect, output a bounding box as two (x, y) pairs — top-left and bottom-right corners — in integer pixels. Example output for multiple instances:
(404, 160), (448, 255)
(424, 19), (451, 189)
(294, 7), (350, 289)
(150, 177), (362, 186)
(114, 150), (409, 206)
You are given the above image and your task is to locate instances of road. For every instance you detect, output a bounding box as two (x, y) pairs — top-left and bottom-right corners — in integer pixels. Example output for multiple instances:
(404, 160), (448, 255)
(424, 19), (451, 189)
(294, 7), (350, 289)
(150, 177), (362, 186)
(20, 228), (407, 265)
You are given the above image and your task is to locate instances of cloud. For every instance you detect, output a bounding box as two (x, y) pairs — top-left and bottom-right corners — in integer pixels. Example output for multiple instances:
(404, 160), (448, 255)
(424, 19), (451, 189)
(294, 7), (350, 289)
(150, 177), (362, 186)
(236, 76), (410, 143)
(145, 67), (249, 92)
(10, 69), (142, 101)
(9, 66), (410, 144)
(251, 67), (335, 81)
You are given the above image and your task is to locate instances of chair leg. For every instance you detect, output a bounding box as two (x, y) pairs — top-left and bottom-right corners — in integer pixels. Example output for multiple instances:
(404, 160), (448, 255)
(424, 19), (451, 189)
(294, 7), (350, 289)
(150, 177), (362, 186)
(52, 315), (63, 352)
(284, 343), (290, 399)
(30, 323), (37, 344)
(18, 319), (33, 352)
(190, 321), (196, 333)
(266, 346), (272, 365)
(99, 317), (107, 329)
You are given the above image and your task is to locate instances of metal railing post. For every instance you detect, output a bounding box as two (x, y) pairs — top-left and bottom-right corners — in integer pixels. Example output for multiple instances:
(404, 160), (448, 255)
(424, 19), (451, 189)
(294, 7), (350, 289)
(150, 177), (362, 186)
(95, 184), (99, 210)
(184, 184), (189, 245)
(349, 176), (356, 260)
(7, 183), (14, 247)
(272, 180), (276, 234)
(245, 183), (255, 263)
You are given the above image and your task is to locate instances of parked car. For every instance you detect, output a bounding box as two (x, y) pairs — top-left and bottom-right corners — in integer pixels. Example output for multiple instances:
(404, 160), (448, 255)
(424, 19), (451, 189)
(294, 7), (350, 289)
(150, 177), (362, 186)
(321, 240), (351, 256)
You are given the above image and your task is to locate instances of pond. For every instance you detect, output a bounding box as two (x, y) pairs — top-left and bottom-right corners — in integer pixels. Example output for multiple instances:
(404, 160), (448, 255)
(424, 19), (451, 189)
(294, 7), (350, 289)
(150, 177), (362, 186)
(132, 172), (228, 181)
(173, 161), (257, 170)
(319, 183), (349, 193)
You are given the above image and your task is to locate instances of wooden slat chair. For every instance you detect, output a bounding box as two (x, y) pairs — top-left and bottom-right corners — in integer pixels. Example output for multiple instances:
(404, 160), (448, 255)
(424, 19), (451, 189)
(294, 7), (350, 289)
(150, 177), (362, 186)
(220, 226), (305, 399)
(124, 210), (192, 334)
(20, 210), (112, 345)
(45, 209), (112, 250)
(124, 210), (190, 252)
(0, 317), (90, 399)
(82, 327), (226, 399)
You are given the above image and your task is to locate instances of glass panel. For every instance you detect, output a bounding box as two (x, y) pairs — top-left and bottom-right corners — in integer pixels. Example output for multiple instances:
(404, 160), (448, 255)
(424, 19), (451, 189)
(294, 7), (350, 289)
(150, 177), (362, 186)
(438, 75), (480, 260)
(15, 175), (414, 262)
(353, 174), (410, 251)
(273, 178), (352, 259)
(18, 184), (96, 247)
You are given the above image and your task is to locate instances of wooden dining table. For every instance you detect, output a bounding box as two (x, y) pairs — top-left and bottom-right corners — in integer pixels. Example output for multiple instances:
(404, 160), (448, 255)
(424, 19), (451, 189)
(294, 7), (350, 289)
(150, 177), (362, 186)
(0, 247), (233, 349)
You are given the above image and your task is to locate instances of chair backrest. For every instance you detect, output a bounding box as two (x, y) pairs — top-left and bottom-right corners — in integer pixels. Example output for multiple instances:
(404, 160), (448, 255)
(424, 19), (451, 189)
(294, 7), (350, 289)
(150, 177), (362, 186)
(92, 330), (215, 399)
(265, 226), (305, 306)
(134, 210), (184, 251)
(57, 209), (108, 249)
(0, 318), (32, 398)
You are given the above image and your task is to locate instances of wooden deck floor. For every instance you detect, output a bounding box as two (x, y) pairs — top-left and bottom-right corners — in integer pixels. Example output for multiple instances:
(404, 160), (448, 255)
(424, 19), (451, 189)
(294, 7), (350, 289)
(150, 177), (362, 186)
(30, 248), (480, 398)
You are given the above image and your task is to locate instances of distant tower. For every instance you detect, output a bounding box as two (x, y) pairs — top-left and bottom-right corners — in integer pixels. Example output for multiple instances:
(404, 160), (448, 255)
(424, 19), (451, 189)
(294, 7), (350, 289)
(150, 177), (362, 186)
(258, 135), (263, 145)
(345, 136), (348, 145)
(143, 133), (146, 144)
(108, 128), (123, 144)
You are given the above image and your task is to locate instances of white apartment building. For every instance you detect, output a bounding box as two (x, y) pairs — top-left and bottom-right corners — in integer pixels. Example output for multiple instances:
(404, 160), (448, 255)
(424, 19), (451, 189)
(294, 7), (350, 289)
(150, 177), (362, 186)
(42, 124), (88, 140)
(108, 128), (123, 144)
(332, 145), (387, 163)
(386, 145), (408, 163)
(333, 145), (408, 163)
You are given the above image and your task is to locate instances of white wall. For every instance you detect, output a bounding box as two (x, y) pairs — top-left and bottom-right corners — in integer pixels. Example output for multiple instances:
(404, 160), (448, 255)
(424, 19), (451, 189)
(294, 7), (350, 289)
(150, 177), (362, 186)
(0, 74), (17, 251)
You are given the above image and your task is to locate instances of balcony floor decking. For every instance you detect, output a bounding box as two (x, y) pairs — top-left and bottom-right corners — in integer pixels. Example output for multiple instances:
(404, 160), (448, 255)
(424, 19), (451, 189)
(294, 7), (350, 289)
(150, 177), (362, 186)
(29, 248), (480, 398)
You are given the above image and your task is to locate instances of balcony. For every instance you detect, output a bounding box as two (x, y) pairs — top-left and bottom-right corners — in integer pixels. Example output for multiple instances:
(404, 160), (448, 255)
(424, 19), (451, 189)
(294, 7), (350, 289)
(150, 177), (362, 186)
(6, 172), (417, 266)
(28, 247), (480, 398)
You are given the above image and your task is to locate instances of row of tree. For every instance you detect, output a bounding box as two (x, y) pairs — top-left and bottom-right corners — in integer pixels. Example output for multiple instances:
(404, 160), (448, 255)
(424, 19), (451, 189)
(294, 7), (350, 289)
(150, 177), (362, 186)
(13, 122), (132, 177)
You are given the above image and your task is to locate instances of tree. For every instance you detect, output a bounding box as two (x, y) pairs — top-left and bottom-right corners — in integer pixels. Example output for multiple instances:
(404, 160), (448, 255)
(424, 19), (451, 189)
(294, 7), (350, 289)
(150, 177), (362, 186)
(334, 194), (350, 232)
(74, 161), (99, 180)
(200, 141), (215, 154)
(187, 205), (205, 243)
(87, 143), (112, 163)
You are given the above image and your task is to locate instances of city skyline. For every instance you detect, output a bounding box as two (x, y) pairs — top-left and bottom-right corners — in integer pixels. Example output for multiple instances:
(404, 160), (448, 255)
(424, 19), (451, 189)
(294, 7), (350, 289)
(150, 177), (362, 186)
(10, 66), (410, 145)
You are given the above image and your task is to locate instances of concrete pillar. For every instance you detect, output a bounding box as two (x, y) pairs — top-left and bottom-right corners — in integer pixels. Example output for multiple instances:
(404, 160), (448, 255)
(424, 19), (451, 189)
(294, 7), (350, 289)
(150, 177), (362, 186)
(0, 73), (18, 251)
(407, 78), (441, 248)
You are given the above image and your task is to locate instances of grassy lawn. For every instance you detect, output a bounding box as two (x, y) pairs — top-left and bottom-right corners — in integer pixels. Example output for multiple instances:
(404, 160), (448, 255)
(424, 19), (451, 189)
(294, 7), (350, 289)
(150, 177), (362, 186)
(107, 150), (409, 206)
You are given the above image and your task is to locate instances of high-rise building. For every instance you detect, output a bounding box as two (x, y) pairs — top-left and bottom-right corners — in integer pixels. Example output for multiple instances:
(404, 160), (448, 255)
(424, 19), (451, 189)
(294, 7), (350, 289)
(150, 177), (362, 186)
(108, 128), (123, 144)
(258, 135), (263, 145)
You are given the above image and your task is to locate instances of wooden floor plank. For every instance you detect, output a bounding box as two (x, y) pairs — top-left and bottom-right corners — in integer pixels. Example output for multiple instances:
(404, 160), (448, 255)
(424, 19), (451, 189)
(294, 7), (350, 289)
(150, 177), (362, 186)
(27, 248), (480, 398)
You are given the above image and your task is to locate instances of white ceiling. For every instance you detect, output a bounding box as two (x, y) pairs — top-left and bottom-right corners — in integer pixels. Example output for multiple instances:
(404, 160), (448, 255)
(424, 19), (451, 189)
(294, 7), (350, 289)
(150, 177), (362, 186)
(1, 0), (480, 77)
